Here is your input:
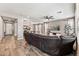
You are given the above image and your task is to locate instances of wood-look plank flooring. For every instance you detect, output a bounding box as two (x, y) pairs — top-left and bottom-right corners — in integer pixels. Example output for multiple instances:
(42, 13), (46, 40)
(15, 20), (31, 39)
(0, 36), (79, 56)
(0, 36), (48, 56)
(0, 36), (26, 56)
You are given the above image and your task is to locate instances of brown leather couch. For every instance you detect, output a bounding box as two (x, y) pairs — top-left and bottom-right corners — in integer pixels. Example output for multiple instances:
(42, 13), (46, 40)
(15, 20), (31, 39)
(24, 32), (77, 56)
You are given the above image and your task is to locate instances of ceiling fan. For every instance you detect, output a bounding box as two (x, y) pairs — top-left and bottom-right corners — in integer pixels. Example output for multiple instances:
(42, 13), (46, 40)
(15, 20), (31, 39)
(43, 16), (54, 20)
(39, 16), (54, 21)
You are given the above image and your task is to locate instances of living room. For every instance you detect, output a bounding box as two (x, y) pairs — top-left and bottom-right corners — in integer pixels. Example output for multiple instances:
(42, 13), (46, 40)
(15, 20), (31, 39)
(0, 3), (79, 56)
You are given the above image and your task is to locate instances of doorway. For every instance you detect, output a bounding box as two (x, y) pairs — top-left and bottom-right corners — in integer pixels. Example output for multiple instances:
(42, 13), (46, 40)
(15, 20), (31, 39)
(1, 16), (17, 36)
(4, 23), (14, 35)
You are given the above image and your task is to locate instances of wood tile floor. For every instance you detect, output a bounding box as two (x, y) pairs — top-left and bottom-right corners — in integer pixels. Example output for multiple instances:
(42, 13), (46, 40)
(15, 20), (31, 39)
(0, 36), (79, 56)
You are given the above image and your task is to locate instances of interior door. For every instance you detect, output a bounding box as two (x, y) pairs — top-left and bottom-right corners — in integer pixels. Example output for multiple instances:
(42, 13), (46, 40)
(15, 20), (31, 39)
(5, 23), (13, 35)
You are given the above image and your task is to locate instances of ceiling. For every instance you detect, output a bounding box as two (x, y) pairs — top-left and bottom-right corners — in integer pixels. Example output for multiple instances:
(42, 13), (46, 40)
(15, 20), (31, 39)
(0, 3), (75, 22)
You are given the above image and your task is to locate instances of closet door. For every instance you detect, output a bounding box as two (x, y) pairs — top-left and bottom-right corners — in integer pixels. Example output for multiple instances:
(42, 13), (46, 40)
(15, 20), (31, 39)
(5, 23), (13, 35)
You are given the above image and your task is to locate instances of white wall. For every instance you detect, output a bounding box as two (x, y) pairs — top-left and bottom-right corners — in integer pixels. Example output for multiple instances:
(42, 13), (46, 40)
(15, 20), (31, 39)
(14, 22), (18, 36)
(75, 4), (79, 44)
(0, 17), (3, 39)
(17, 16), (24, 40)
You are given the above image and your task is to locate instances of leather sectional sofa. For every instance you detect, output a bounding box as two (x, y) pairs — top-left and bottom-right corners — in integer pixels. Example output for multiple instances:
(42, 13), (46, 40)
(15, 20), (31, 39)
(24, 31), (78, 56)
